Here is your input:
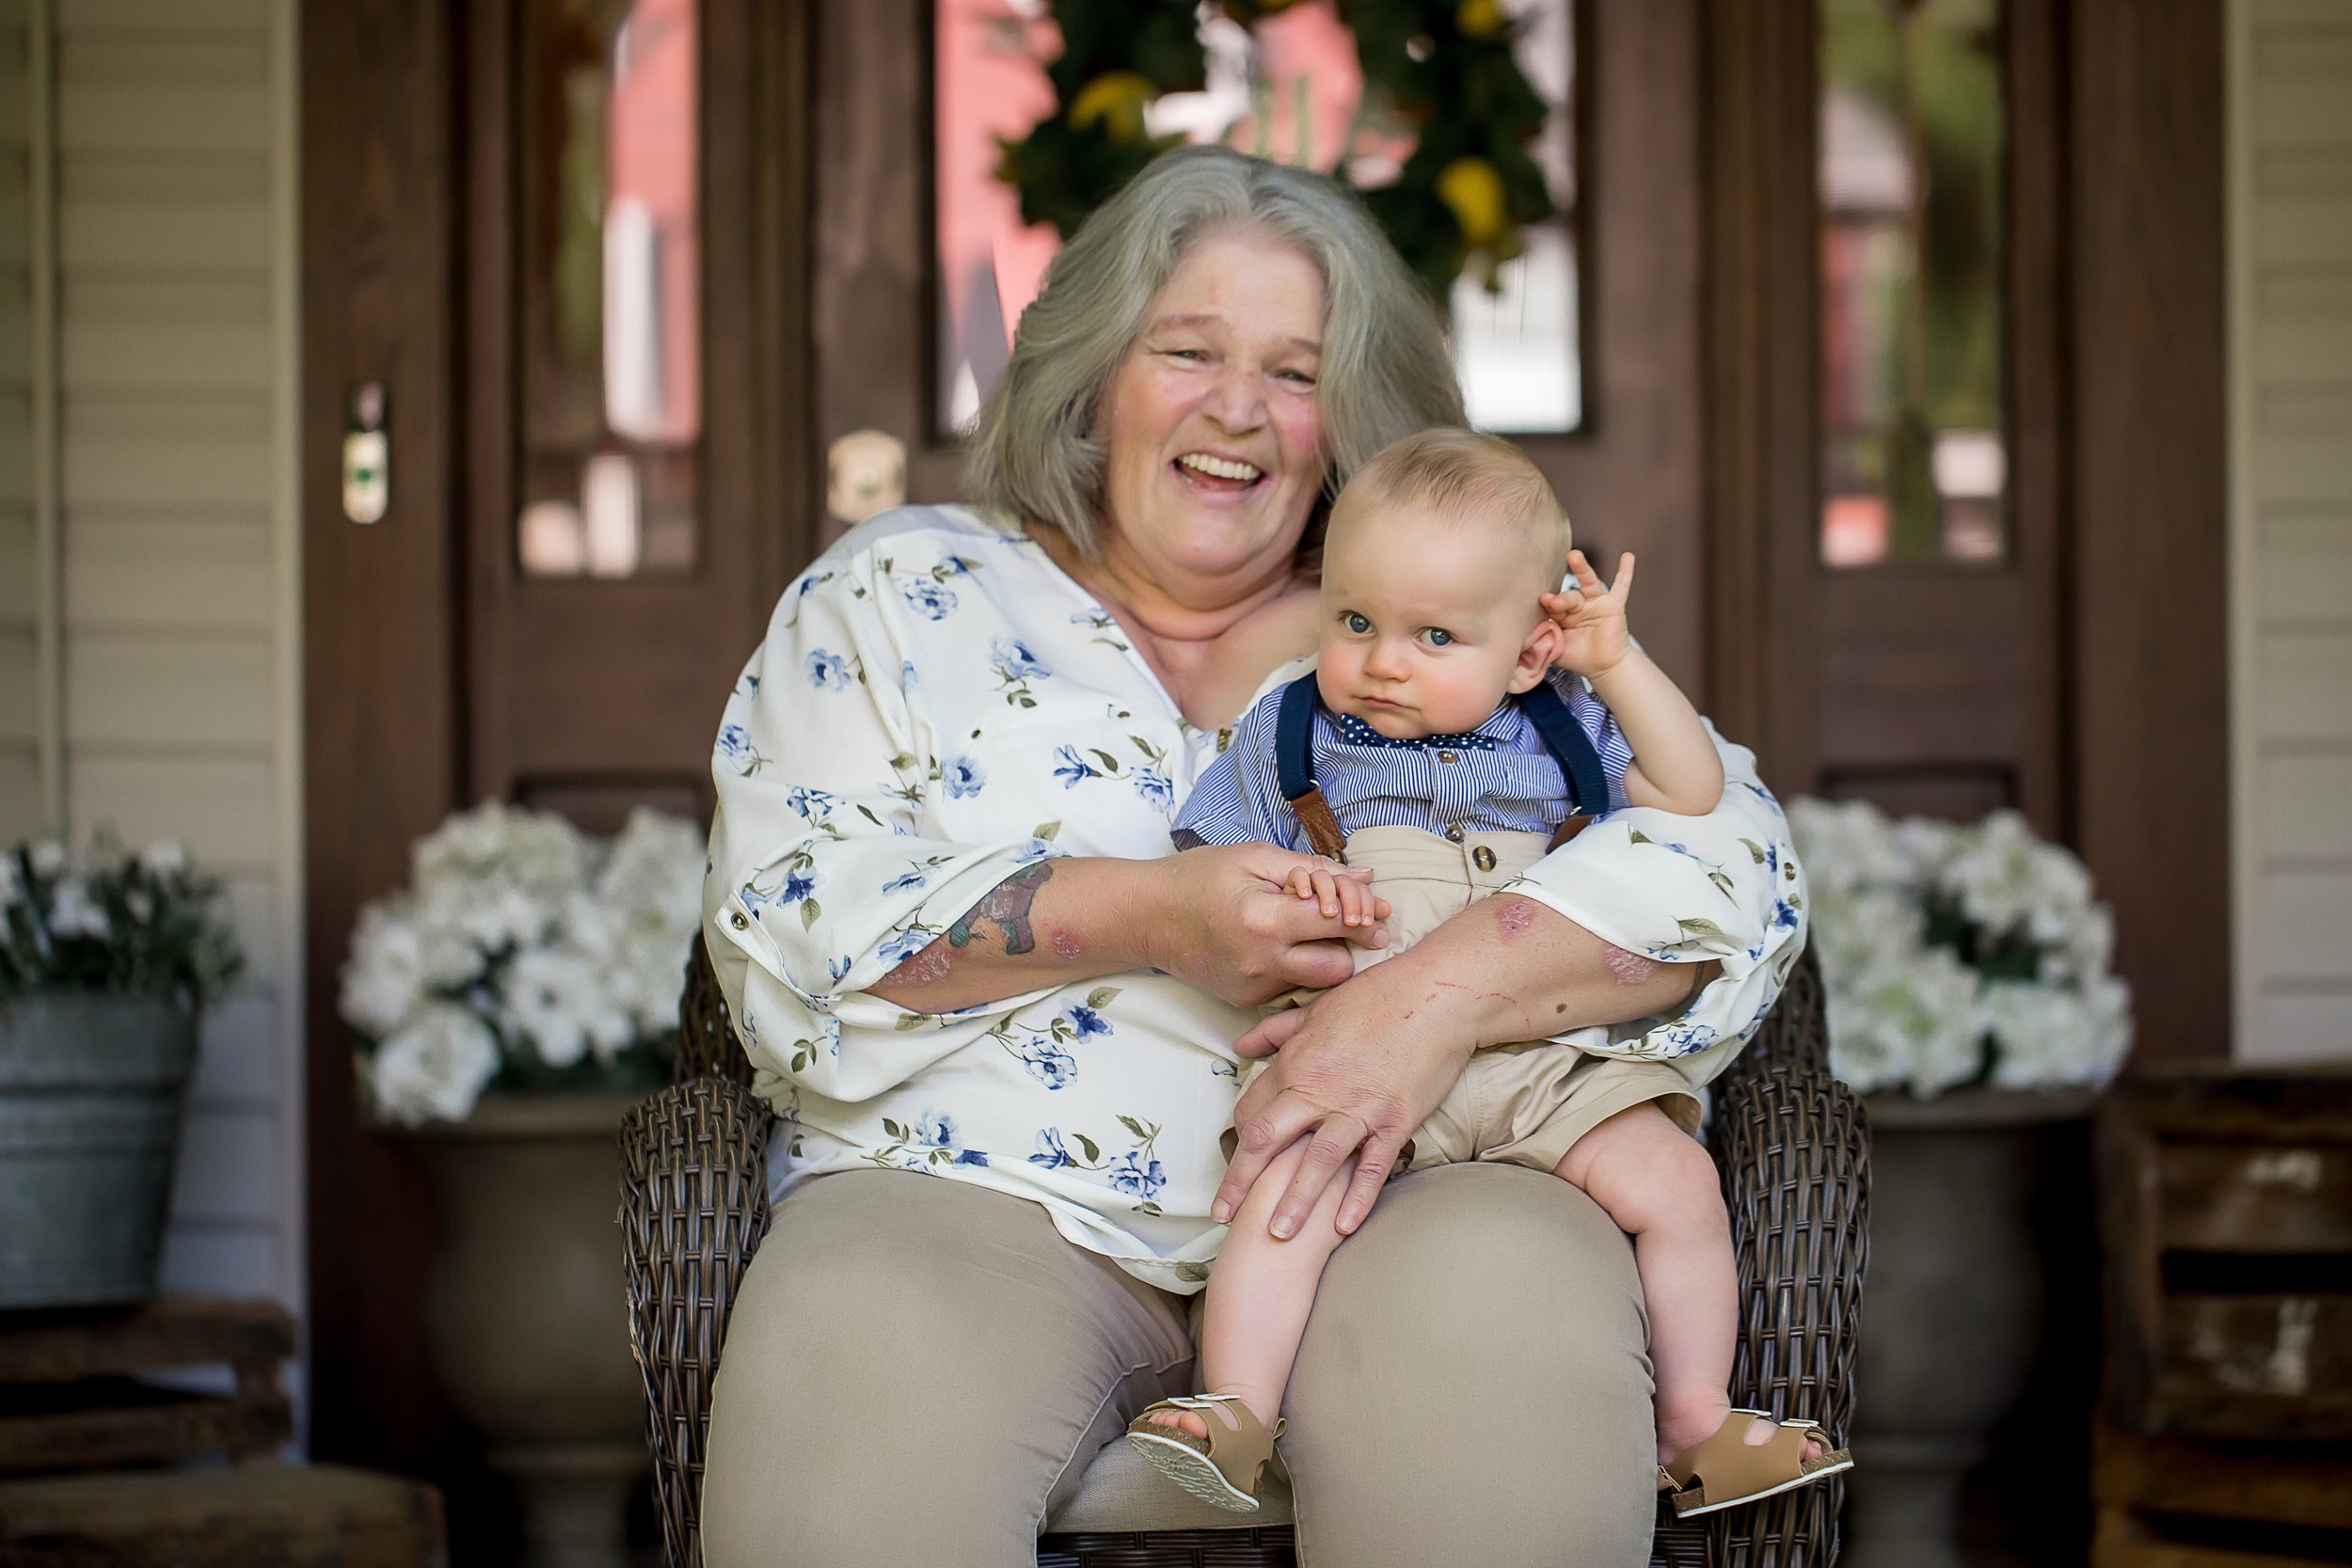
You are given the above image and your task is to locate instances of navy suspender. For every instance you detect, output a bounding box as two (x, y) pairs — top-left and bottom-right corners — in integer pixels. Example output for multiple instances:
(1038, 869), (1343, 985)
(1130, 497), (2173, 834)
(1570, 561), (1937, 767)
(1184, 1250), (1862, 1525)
(1272, 672), (1613, 845)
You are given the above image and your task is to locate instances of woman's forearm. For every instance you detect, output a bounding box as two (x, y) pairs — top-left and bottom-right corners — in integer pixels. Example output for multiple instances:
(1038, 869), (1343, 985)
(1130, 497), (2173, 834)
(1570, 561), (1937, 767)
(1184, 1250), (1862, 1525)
(1363, 891), (1708, 1053)
(866, 857), (1168, 1013)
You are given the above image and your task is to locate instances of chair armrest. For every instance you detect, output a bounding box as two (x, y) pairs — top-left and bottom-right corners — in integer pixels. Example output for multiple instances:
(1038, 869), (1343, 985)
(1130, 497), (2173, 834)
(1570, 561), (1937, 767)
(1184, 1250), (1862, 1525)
(620, 1078), (774, 1568)
(1703, 1064), (1872, 1567)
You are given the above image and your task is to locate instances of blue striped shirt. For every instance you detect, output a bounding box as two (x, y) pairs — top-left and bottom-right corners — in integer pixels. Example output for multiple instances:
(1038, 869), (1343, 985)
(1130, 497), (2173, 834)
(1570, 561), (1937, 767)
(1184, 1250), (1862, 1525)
(1173, 670), (1634, 853)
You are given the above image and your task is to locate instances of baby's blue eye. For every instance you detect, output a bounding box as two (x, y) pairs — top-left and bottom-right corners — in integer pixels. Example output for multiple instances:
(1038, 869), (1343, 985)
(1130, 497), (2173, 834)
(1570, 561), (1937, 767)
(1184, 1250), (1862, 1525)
(1343, 612), (1372, 634)
(1423, 628), (1454, 647)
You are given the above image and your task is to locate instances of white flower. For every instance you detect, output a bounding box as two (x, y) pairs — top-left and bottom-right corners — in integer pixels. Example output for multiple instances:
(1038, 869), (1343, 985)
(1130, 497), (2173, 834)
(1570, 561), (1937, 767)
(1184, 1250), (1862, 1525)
(29, 839), (68, 879)
(140, 840), (190, 878)
(369, 1002), (501, 1125)
(496, 942), (633, 1069)
(1826, 942), (1983, 1098)
(1938, 811), (2095, 949)
(48, 877), (111, 940)
(340, 897), (483, 1037)
(412, 801), (588, 911)
(1979, 974), (2133, 1090)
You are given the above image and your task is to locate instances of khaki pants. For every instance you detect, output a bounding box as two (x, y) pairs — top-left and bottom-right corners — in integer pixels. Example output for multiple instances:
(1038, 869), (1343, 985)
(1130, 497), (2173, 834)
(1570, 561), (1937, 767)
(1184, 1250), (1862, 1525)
(700, 1165), (1660, 1567)
(1260, 825), (1699, 1173)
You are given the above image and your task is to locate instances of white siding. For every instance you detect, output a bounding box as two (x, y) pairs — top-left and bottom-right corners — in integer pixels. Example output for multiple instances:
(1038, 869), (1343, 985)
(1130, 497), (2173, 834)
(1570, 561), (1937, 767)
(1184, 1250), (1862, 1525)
(0, 0), (45, 841)
(2232, 0), (2352, 1064)
(24, 0), (307, 1328)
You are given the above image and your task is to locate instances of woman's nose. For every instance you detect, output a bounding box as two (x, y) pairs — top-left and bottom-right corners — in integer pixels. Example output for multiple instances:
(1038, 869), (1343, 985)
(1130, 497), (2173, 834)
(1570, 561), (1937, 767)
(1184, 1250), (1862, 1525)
(1199, 368), (1267, 432)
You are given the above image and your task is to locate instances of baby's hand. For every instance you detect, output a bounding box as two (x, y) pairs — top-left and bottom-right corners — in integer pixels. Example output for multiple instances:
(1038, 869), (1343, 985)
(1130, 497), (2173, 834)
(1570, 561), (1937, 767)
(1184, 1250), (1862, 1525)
(1538, 548), (1637, 678)
(1282, 863), (1388, 927)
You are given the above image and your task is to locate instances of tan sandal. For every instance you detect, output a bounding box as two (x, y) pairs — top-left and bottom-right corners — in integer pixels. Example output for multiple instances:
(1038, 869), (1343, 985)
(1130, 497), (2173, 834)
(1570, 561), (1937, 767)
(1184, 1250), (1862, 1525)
(1657, 1408), (1853, 1518)
(1125, 1394), (1285, 1513)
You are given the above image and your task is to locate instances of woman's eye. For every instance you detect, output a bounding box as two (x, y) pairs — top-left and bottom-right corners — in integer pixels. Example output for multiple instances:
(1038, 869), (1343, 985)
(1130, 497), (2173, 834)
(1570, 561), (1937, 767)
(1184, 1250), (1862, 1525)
(1343, 612), (1372, 635)
(1422, 628), (1454, 647)
(1279, 370), (1317, 387)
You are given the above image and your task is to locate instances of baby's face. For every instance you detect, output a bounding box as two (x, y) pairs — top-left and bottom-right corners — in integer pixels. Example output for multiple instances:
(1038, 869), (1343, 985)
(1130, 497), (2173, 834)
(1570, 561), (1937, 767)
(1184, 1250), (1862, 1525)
(1315, 499), (1549, 739)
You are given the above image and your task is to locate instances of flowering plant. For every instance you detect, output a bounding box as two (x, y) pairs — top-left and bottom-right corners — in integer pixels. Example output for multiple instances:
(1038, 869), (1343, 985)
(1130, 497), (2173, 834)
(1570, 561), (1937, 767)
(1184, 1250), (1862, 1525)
(1788, 798), (2133, 1099)
(341, 801), (705, 1125)
(0, 833), (244, 1008)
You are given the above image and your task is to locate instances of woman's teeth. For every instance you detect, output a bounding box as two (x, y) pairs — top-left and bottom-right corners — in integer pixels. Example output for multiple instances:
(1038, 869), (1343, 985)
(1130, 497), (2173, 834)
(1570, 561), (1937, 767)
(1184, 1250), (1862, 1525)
(1177, 452), (1263, 483)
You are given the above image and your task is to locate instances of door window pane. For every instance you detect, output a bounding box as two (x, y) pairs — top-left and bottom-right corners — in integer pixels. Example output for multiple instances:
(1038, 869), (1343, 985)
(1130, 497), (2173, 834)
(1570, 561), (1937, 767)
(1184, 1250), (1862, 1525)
(516, 0), (702, 578)
(1820, 0), (2005, 568)
(933, 0), (1581, 436)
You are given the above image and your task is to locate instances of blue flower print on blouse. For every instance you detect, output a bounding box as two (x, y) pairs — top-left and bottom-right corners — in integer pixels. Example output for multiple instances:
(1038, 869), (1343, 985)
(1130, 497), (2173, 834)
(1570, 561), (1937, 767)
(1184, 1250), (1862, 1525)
(1660, 1021), (1720, 1057)
(953, 1148), (990, 1166)
(1017, 1037), (1078, 1089)
(1109, 1150), (1167, 1201)
(915, 1108), (958, 1148)
(1029, 1129), (1076, 1169)
(783, 784), (837, 820)
(1131, 768), (1175, 816)
(991, 637), (1049, 679)
(1061, 1005), (1111, 1039)
(716, 723), (765, 776)
(882, 867), (930, 895)
(1053, 746), (1099, 789)
(879, 926), (933, 967)
(945, 757), (986, 799)
(781, 867), (820, 904)
(902, 579), (958, 621)
(806, 649), (857, 691)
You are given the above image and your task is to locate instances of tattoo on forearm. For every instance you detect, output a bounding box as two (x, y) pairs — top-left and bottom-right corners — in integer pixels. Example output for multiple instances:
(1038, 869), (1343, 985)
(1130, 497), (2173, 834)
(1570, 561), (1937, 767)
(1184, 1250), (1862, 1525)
(946, 862), (1053, 956)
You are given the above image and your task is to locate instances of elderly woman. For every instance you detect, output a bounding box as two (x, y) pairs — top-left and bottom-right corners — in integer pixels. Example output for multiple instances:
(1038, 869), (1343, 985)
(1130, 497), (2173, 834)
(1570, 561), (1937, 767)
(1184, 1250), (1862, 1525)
(699, 145), (1803, 1567)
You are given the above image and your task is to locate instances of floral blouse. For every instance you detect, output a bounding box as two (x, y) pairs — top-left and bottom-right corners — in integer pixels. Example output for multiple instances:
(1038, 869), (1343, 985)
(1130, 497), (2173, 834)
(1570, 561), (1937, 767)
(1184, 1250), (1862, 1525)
(703, 504), (1808, 1293)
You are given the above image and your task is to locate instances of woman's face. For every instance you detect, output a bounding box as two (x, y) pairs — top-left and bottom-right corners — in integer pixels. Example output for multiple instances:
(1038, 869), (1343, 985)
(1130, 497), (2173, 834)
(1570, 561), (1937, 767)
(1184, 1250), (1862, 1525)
(1094, 228), (1328, 601)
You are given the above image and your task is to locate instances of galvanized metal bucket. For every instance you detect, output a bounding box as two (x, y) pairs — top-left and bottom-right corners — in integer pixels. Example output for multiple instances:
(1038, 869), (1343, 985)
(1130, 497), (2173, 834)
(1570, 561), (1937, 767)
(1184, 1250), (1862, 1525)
(0, 991), (200, 1308)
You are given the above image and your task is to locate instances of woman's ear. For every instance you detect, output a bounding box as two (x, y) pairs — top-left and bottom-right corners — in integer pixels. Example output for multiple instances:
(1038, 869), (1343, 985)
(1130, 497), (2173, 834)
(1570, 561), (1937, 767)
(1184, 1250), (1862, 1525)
(1508, 618), (1565, 693)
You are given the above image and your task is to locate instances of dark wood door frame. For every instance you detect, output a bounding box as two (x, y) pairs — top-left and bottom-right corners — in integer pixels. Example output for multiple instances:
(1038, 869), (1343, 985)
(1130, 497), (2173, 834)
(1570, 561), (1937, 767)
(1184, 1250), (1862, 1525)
(300, 0), (811, 1522)
(1701, 0), (2229, 1064)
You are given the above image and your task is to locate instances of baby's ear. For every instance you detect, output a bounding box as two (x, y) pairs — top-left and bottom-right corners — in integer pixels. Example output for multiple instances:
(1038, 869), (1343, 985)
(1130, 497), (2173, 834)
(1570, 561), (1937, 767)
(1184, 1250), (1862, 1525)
(1509, 618), (1565, 693)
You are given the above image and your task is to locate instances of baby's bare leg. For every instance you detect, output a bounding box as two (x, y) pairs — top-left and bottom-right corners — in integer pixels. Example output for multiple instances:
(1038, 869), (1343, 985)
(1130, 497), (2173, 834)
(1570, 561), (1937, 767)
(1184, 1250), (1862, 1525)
(1555, 1104), (1745, 1466)
(1146, 1136), (1352, 1441)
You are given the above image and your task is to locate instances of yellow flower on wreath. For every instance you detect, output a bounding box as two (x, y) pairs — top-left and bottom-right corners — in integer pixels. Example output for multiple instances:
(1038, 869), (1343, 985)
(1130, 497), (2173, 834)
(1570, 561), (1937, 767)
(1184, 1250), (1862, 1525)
(1436, 155), (1508, 247)
(1069, 71), (1157, 144)
(1457, 0), (1505, 38)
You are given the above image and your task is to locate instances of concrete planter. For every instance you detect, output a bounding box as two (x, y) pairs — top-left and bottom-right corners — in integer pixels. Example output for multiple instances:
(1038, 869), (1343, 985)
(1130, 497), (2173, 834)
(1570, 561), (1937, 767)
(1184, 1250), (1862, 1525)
(397, 1091), (646, 1568)
(1844, 1085), (2098, 1568)
(0, 991), (200, 1309)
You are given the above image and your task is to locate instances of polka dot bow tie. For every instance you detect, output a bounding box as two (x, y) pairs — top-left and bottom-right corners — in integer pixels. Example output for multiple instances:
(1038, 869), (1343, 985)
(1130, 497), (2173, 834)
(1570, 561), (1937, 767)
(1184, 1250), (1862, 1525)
(1335, 713), (1500, 751)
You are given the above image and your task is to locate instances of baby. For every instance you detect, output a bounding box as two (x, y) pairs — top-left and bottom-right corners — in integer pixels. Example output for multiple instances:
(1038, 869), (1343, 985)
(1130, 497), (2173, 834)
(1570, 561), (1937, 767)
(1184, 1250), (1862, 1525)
(1129, 428), (1850, 1520)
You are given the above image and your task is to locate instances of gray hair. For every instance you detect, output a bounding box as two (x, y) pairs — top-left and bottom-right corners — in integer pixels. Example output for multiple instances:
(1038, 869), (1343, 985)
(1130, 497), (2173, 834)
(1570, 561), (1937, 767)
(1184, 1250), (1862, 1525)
(965, 145), (1464, 556)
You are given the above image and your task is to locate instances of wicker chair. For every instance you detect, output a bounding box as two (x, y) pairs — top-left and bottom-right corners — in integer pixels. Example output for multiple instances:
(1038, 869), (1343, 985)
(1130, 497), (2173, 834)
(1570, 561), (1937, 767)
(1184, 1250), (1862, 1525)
(621, 940), (1868, 1568)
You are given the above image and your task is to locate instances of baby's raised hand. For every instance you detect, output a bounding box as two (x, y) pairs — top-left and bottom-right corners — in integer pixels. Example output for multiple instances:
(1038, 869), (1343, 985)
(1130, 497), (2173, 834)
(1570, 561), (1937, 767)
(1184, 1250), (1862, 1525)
(1282, 863), (1387, 928)
(1538, 548), (1637, 677)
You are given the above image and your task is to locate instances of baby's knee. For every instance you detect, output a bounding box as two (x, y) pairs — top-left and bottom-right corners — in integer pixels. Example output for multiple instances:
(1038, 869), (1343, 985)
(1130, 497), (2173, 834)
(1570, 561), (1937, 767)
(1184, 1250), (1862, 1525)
(1559, 1105), (1723, 1234)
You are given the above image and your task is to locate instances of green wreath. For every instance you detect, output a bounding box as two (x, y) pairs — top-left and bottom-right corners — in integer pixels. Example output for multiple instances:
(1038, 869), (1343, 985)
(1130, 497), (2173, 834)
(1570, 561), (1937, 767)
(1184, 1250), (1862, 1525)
(993, 0), (1558, 301)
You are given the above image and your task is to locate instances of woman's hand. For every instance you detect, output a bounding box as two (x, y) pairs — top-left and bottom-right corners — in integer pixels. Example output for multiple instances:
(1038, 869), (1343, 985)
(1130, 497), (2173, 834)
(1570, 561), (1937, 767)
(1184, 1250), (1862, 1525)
(1212, 953), (1477, 1238)
(1145, 844), (1391, 1008)
(1213, 891), (1708, 1239)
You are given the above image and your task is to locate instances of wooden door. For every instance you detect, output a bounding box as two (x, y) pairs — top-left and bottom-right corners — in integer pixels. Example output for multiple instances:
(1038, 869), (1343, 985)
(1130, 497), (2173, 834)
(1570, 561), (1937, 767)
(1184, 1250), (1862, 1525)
(1702, 0), (2228, 1063)
(300, 0), (810, 1525)
(461, 0), (811, 827)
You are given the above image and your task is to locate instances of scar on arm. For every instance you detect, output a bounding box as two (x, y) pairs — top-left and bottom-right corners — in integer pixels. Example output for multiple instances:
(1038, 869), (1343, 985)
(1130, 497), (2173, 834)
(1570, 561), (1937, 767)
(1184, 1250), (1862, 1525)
(1493, 896), (1539, 940)
(1600, 942), (1659, 987)
(1052, 928), (1085, 961)
(884, 942), (957, 989)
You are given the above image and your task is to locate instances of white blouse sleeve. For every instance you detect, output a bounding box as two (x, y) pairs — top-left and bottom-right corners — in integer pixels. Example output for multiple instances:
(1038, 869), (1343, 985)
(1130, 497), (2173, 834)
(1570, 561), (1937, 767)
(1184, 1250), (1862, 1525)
(1503, 721), (1807, 1085)
(702, 556), (1071, 1101)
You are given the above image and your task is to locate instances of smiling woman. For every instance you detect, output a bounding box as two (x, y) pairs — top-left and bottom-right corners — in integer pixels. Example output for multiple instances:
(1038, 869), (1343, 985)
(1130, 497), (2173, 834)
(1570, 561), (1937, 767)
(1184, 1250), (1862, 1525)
(696, 145), (1807, 1568)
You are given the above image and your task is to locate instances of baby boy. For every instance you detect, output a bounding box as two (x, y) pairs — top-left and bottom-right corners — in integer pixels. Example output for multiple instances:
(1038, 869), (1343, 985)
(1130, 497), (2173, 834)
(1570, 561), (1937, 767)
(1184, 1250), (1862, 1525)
(1129, 428), (1849, 1521)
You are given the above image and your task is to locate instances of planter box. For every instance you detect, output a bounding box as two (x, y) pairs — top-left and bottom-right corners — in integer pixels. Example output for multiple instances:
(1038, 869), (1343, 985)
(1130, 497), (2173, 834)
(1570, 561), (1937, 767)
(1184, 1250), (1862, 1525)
(0, 992), (199, 1309)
